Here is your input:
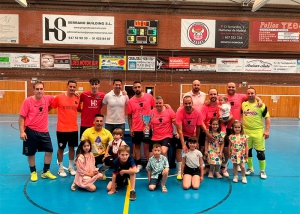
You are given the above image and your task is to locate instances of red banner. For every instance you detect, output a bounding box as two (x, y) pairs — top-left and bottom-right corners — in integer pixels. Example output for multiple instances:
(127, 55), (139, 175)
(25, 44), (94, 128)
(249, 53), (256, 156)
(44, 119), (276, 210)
(169, 57), (190, 68)
(252, 21), (300, 42)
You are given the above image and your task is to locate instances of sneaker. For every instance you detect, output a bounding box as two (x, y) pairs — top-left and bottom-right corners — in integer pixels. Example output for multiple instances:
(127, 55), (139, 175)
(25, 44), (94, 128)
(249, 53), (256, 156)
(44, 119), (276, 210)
(176, 174), (182, 180)
(208, 172), (214, 178)
(136, 165), (143, 173)
(30, 171), (38, 182)
(68, 167), (76, 176)
(129, 190), (136, 201)
(242, 177), (247, 184)
(41, 170), (57, 180)
(260, 170), (267, 179)
(162, 186), (168, 193)
(233, 175), (238, 183)
(102, 175), (107, 181)
(215, 172), (222, 179)
(99, 165), (110, 173)
(58, 168), (67, 177)
(71, 183), (77, 191)
(221, 168), (229, 177)
(237, 165), (241, 172)
(245, 168), (254, 176)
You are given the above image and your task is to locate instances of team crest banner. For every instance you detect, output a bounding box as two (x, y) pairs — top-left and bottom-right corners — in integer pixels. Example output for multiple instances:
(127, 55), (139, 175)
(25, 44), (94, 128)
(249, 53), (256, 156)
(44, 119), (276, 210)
(181, 19), (216, 48)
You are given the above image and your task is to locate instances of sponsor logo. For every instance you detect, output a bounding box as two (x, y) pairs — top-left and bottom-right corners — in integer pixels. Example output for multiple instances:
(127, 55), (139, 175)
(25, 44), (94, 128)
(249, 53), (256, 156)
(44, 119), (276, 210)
(187, 22), (209, 45)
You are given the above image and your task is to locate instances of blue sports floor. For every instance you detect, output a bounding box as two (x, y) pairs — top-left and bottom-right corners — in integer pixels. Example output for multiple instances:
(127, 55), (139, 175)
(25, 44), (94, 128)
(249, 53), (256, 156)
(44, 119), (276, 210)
(0, 115), (299, 214)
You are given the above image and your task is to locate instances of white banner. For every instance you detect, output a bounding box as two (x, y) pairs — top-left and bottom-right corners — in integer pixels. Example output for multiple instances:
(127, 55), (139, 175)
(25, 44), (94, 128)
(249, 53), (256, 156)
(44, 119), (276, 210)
(297, 60), (300, 73)
(0, 53), (11, 68)
(0, 14), (19, 44)
(41, 54), (71, 70)
(216, 58), (244, 72)
(128, 56), (156, 71)
(11, 53), (40, 68)
(244, 59), (298, 73)
(181, 19), (215, 48)
(43, 14), (114, 45)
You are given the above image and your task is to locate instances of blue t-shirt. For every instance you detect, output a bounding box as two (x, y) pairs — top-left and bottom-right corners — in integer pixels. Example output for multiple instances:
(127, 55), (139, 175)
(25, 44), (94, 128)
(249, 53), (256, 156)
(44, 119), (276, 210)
(112, 156), (136, 175)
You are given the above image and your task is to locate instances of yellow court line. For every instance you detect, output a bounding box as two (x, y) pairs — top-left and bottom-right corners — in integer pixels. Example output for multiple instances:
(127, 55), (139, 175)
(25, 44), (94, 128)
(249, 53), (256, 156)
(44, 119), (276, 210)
(123, 179), (131, 214)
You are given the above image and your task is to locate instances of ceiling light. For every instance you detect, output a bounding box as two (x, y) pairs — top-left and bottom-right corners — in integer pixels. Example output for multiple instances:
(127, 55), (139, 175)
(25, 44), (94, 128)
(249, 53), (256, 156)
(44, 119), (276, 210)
(251, 0), (271, 12)
(15, 0), (28, 7)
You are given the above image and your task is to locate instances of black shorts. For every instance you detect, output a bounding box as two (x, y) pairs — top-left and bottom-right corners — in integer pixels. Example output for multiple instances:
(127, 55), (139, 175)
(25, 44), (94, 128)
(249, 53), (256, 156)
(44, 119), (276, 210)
(149, 137), (172, 152)
(23, 127), (53, 156)
(132, 131), (151, 145)
(149, 173), (163, 185)
(175, 136), (189, 149)
(56, 131), (78, 149)
(116, 174), (129, 187)
(183, 165), (200, 176)
(94, 154), (105, 166)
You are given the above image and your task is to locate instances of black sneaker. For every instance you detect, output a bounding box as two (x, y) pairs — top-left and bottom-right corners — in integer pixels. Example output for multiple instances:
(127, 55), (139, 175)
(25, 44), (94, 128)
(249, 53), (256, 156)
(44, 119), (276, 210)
(99, 164), (110, 173)
(130, 190), (136, 201)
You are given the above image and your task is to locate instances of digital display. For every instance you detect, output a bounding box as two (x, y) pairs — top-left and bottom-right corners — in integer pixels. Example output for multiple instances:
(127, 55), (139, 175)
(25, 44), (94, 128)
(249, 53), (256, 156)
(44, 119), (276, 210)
(126, 20), (158, 45)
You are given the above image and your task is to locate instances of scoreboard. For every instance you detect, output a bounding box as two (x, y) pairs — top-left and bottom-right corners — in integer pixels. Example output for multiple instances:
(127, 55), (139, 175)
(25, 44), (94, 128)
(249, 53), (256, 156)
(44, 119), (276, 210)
(126, 20), (158, 45)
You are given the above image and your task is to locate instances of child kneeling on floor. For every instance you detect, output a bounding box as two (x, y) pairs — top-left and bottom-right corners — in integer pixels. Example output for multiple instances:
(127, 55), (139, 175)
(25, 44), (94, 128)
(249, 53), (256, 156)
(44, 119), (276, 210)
(107, 145), (137, 201)
(146, 143), (169, 193)
(71, 140), (103, 192)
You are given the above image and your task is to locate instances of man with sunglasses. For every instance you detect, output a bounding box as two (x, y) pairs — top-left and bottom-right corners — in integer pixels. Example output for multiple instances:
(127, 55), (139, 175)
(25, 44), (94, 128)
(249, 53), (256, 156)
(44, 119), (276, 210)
(78, 78), (105, 138)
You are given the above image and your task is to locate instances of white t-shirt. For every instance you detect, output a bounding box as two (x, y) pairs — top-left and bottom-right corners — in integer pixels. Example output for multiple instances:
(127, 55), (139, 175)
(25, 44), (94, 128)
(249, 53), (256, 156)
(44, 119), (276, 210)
(103, 90), (129, 124)
(219, 103), (231, 118)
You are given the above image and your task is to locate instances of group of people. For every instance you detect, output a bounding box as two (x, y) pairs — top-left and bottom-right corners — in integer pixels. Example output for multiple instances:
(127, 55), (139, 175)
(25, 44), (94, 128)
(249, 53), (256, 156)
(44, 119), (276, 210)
(19, 78), (270, 201)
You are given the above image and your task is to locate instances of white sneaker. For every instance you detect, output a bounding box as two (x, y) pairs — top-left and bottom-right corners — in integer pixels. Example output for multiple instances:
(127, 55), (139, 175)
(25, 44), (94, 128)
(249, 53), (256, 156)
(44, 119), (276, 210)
(245, 168), (254, 176)
(260, 170), (267, 179)
(233, 175), (238, 183)
(68, 167), (76, 176)
(237, 165), (241, 172)
(242, 177), (247, 184)
(136, 165), (143, 173)
(58, 168), (67, 177)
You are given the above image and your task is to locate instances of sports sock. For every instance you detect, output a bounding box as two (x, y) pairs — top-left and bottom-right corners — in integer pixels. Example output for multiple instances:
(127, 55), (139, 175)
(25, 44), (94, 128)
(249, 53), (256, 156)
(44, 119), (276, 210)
(69, 160), (74, 168)
(247, 157), (253, 169)
(176, 162), (182, 174)
(259, 160), (266, 171)
(43, 164), (50, 173)
(30, 166), (36, 173)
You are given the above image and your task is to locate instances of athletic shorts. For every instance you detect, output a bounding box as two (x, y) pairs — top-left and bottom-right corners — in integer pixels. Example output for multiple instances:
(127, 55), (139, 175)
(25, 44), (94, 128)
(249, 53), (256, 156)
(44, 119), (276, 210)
(23, 127), (53, 156)
(149, 173), (162, 185)
(116, 174), (129, 187)
(175, 136), (189, 149)
(244, 129), (265, 151)
(94, 154), (105, 166)
(183, 165), (200, 176)
(149, 137), (172, 152)
(132, 131), (151, 145)
(56, 131), (78, 149)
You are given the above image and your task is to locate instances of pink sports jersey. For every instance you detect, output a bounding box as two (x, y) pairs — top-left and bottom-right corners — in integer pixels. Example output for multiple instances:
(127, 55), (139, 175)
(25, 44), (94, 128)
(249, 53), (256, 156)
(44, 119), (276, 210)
(20, 95), (54, 132)
(226, 93), (247, 127)
(201, 104), (219, 129)
(149, 108), (176, 141)
(127, 93), (155, 131)
(176, 107), (203, 137)
(79, 91), (105, 127)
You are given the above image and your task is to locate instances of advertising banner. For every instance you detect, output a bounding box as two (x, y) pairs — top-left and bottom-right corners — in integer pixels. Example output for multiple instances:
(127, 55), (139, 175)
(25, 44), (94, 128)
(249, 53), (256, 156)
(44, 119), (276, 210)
(41, 54), (71, 70)
(127, 56), (156, 71)
(71, 55), (99, 69)
(216, 58), (244, 72)
(297, 60), (300, 73)
(272, 59), (297, 73)
(99, 55), (126, 70)
(252, 21), (300, 42)
(11, 53), (40, 68)
(0, 14), (19, 44)
(190, 57), (216, 71)
(215, 21), (249, 48)
(43, 14), (114, 45)
(181, 19), (216, 48)
(169, 57), (190, 68)
(0, 53), (11, 68)
(243, 59), (273, 73)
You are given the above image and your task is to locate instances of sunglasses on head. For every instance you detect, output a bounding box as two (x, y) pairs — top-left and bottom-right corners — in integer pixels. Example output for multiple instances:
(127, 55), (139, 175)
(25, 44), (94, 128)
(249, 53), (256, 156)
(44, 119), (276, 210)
(188, 139), (197, 143)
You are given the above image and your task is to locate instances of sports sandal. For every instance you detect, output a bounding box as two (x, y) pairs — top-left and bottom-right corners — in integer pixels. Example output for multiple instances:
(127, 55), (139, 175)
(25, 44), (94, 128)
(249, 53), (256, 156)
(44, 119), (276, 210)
(71, 183), (77, 191)
(208, 172), (214, 178)
(162, 186), (168, 193)
(215, 172), (223, 179)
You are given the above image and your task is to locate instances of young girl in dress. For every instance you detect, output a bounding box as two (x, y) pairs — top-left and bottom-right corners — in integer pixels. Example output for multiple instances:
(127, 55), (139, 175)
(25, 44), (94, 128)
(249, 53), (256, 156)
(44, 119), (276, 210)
(71, 140), (103, 192)
(181, 137), (204, 190)
(204, 118), (225, 179)
(228, 120), (248, 184)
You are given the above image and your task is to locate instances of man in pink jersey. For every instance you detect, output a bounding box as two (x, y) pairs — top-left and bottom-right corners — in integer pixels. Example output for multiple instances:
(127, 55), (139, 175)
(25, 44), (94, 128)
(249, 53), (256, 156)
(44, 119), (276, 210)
(19, 81), (57, 182)
(147, 96), (176, 157)
(51, 80), (80, 177)
(176, 95), (211, 180)
(127, 81), (155, 173)
(183, 79), (206, 110)
(223, 82), (262, 173)
(78, 78), (105, 138)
